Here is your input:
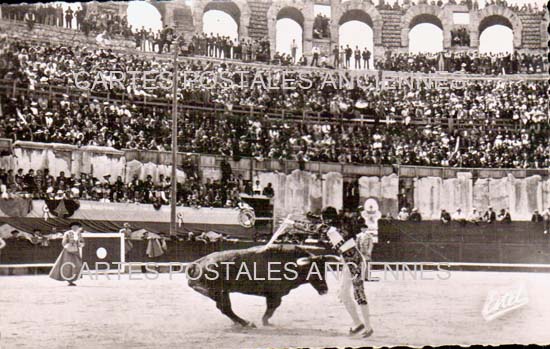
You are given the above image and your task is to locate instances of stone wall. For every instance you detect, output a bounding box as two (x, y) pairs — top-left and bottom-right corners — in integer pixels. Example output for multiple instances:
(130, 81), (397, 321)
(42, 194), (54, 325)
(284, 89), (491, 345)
(3, 142), (548, 222)
(179, 0), (546, 58)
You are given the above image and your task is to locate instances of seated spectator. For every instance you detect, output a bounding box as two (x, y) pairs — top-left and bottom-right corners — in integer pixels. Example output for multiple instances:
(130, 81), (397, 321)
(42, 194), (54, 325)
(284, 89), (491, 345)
(440, 209), (451, 224)
(252, 180), (262, 195)
(531, 210), (543, 222)
(496, 209), (511, 223)
(468, 208), (482, 224)
(453, 208), (466, 223)
(262, 182), (274, 198)
(408, 208), (422, 222)
(397, 207), (409, 220)
(483, 207), (496, 223)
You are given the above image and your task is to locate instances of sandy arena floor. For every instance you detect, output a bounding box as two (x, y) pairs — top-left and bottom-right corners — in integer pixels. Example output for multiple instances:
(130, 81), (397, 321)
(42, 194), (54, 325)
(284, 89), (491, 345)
(0, 270), (549, 348)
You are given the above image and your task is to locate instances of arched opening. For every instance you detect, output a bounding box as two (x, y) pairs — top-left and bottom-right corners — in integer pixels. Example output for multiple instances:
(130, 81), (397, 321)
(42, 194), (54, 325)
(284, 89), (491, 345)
(408, 14), (444, 53)
(478, 16), (514, 53)
(127, 1), (163, 52)
(203, 10), (239, 41)
(127, 1), (163, 32)
(275, 7), (304, 62)
(202, 1), (240, 41)
(339, 10), (375, 69)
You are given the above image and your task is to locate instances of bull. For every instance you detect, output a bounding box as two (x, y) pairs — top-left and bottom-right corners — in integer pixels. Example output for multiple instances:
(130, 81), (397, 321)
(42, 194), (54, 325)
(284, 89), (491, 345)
(187, 244), (339, 327)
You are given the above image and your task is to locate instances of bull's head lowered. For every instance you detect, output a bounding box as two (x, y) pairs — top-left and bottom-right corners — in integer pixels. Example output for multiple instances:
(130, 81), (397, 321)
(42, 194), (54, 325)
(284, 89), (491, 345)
(295, 249), (342, 296)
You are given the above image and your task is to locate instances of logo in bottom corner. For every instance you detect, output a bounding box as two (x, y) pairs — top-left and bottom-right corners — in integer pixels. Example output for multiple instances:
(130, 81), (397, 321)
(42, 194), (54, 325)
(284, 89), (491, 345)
(482, 283), (529, 321)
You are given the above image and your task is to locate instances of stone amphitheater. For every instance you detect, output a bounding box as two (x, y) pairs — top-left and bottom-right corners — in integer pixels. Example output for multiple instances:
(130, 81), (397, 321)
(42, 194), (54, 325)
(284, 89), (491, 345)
(77, 0), (549, 60)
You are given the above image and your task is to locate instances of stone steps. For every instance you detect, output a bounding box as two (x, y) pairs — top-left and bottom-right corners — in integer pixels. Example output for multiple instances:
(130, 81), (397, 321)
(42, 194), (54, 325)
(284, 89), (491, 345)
(248, 0), (272, 40)
(518, 13), (543, 48)
(380, 9), (403, 48)
(172, 7), (195, 34)
(0, 19), (135, 50)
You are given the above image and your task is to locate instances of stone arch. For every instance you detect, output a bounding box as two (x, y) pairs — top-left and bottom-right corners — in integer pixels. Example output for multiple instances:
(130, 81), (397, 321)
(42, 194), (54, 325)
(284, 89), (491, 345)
(472, 5), (522, 49)
(331, 1), (383, 46)
(192, 0), (251, 38)
(267, 0), (313, 58)
(401, 5), (452, 48)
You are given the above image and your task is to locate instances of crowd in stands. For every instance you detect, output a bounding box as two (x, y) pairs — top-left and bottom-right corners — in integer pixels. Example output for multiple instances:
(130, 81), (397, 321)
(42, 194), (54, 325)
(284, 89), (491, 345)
(377, 51), (545, 74)
(0, 162), (273, 208)
(0, 38), (548, 169)
(2, 3), (546, 72)
(1, 4), (133, 38)
(396, 206), (514, 223)
(188, 34), (271, 62)
(1, 91), (548, 169)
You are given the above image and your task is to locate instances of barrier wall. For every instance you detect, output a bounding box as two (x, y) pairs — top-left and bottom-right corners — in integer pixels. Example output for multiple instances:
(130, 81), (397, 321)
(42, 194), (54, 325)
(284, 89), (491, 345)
(1, 141), (549, 222)
(0, 200), (255, 238)
(2, 221), (549, 267)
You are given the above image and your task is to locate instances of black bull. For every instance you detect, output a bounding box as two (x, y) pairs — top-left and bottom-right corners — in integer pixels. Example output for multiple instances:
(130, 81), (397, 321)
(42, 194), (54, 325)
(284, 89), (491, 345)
(187, 244), (339, 327)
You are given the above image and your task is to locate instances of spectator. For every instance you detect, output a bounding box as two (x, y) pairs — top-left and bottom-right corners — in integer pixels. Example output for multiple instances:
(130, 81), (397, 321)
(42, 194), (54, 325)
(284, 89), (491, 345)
(0, 235), (5, 256)
(408, 207), (422, 221)
(252, 180), (262, 195)
(453, 208), (466, 223)
(468, 208), (482, 224)
(290, 39), (297, 63)
(496, 209), (511, 223)
(483, 207), (496, 223)
(362, 48), (371, 70)
(311, 46), (320, 67)
(440, 209), (451, 224)
(262, 182), (274, 198)
(397, 207), (409, 220)
(543, 207), (550, 235)
(531, 210), (543, 222)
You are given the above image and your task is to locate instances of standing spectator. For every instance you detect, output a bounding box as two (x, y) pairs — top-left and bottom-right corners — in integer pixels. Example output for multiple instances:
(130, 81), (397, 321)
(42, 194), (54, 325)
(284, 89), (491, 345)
(332, 45), (340, 68)
(362, 47), (371, 69)
(220, 157), (232, 185)
(354, 46), (361, 69)
(311, 46), (320, 67)
(75, 7), (84, 30)
(345, 45), (352, 68)
(24, 9), (36, 31)
(65, 7), (73, 29)
(290, 39), (297, 63)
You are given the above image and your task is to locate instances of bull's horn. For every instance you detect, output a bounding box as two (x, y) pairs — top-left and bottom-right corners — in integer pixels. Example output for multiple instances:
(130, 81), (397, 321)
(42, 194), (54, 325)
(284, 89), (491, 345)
(323, 255), (343, 263)
(296, 257), (312, 266)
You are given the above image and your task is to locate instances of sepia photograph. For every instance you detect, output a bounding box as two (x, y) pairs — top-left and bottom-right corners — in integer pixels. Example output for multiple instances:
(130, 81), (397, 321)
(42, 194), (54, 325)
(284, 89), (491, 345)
(0, 0), (548, 348)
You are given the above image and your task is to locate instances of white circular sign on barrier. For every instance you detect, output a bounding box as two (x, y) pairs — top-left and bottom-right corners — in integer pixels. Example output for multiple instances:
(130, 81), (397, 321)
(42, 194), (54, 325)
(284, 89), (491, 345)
(96, 247), (107, 259)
